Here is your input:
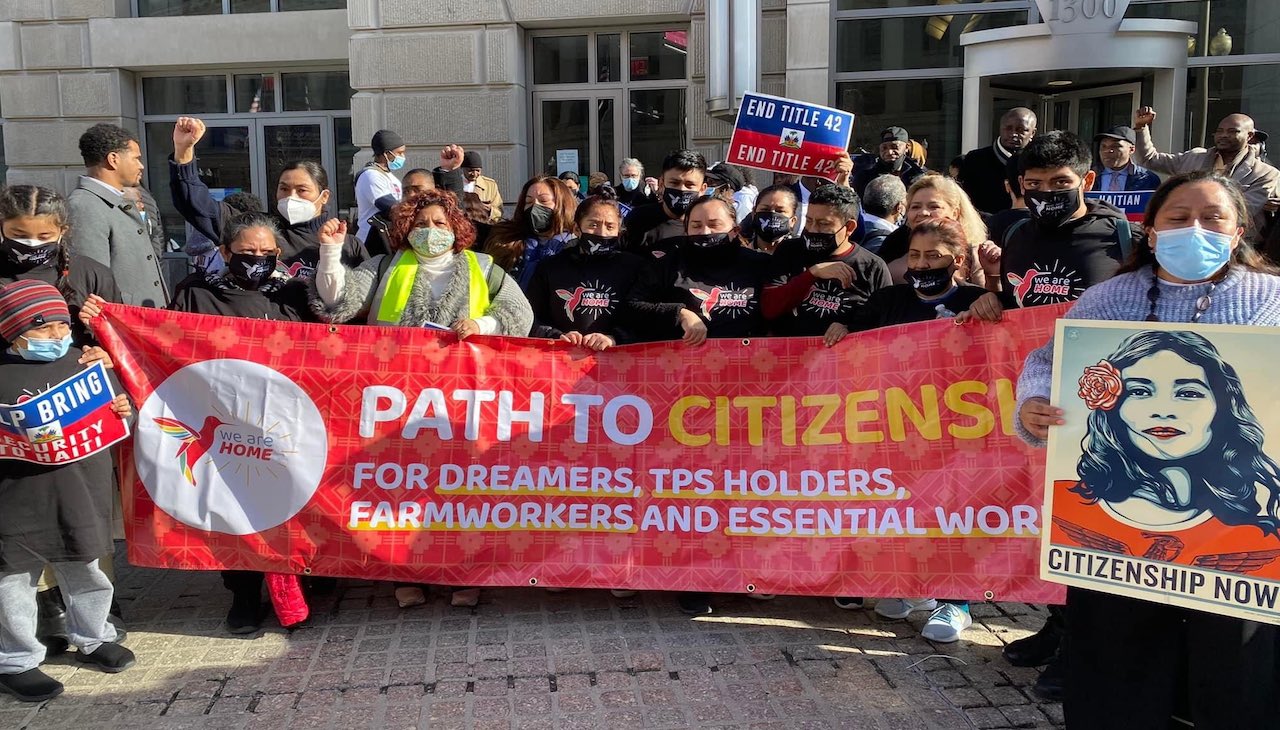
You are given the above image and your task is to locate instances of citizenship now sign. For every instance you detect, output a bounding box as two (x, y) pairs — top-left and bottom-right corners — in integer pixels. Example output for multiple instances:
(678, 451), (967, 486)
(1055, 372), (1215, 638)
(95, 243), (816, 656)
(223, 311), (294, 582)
(726, 92), (855, 181)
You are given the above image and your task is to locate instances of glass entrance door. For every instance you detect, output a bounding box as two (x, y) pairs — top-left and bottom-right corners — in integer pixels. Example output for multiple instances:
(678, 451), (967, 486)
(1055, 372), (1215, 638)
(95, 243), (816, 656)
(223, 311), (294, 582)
(259, 117), (331, 205)
(145, 120), (257, 246)
(533, 91), (624, 181)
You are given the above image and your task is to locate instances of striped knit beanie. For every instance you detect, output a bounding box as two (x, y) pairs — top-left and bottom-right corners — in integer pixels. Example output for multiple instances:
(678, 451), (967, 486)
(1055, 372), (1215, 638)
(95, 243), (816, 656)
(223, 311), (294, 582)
(0, 280), (70, 344)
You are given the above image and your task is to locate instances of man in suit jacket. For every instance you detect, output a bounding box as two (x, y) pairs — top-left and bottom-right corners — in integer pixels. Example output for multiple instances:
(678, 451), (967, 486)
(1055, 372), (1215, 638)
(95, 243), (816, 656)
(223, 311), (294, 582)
(959, 107), (1037, 215)
(1091, 126), (1161, 192)
(67, 123), (169, 308)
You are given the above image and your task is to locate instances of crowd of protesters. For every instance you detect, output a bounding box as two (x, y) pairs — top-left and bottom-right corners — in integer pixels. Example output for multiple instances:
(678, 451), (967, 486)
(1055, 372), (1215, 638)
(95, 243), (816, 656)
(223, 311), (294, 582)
(0, 104), (1277, 728)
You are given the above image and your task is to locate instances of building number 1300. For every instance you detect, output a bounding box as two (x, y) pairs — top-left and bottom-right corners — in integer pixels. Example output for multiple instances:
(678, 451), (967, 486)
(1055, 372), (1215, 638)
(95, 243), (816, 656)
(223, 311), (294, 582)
(1045, 0), (1119, 23)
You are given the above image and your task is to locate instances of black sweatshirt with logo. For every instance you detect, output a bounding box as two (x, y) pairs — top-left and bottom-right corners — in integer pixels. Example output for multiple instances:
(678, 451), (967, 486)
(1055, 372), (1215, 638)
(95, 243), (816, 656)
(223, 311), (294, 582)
(526, 242), (648, 343)
(630, 240), (771, 341)
(848, 282), (989, 330)
(764, 238), (892, 336)
(999, 199), (1140, 308)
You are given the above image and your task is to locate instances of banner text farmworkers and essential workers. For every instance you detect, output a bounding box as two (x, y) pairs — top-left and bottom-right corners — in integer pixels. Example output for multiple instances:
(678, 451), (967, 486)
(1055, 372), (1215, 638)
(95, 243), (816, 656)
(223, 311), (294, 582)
(95, 303), (1068, 603)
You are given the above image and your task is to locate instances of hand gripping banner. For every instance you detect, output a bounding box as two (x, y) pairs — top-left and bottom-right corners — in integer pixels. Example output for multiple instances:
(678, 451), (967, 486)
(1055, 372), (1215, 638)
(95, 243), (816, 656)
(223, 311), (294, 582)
(94, 304), (1068, 603)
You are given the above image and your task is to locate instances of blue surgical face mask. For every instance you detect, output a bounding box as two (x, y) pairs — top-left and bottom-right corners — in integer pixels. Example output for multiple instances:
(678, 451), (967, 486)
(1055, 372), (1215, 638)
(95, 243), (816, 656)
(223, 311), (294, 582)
(388, 154), (406, 171)
(1153, 223), (1234, 282)
(18, 332), (73, 362)
(621, 177), (640, 192)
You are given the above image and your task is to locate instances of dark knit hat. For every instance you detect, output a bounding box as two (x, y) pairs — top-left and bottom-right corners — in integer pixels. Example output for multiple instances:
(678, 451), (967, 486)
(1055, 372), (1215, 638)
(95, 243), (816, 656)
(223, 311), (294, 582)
(0, 280), (70, 344)
(461, 151), (483, 169)
(371, 129), (405, 156)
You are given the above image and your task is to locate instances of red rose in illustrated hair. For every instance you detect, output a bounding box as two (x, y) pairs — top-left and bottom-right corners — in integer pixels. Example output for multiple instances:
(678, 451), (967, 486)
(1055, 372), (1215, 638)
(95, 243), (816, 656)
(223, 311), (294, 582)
(1078, 360), (1123, 411)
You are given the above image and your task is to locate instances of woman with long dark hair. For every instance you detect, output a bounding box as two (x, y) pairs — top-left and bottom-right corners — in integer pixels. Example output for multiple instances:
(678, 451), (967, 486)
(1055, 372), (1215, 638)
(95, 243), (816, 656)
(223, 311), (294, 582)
(1016, 171), (1280, 728)
(482, 175), (577, 290)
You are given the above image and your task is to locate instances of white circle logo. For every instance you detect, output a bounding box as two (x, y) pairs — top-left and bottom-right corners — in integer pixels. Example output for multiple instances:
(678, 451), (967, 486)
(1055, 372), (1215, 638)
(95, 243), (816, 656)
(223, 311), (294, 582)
(136, 359), (328, 535)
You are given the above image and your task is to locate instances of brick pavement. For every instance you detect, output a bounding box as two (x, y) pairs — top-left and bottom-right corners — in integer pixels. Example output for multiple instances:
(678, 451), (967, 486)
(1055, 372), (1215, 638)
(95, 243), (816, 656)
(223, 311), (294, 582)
(1, 548), (1063, 729)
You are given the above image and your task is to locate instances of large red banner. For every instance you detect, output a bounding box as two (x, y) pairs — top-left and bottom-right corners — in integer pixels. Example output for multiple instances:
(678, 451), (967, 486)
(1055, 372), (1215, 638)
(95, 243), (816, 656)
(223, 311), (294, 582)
(95, 303), (1067, 603)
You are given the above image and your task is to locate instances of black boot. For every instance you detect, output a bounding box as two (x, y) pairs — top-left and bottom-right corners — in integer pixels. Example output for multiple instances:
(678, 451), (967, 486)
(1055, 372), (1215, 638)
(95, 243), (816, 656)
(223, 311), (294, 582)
(1003, 608), (1064, 667)
(1031, 651), (1065, 702)
(36, 588), (70, 657)
(0, 668), (64, 702)
(225, 588), (263, 635)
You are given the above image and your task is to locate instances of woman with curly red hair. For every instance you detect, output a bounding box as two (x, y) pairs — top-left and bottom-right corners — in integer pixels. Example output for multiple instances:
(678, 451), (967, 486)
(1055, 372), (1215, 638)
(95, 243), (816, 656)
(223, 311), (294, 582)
(311, 188), (532, 340)
(310, 189), (531, 609)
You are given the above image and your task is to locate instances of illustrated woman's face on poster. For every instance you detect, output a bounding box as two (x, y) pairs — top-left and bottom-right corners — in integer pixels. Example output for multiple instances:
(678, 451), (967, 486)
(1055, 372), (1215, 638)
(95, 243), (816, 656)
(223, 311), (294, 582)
(1118, 350), (1217, 461)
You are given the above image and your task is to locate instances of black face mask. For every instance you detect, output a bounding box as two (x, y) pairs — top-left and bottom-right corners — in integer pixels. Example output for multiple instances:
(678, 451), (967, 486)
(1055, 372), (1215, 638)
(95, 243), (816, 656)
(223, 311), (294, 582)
(579, 233), (621, 256)
(662, 188), (699, 217)
(903, 265), (956, 297)
(1, 238), (59, 270)
(803, 231), (840, 256)
(753, 212), (793, 242)
(228, 252), (277, 290)
(1025, 187), (1082, 228)
(528, 204), (554, 234)
(686, 232), (734, 249)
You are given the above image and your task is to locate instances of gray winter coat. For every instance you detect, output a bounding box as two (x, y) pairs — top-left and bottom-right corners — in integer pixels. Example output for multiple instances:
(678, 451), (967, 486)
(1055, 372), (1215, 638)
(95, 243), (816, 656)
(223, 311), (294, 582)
(311, 250), (533, 336)
(66, 178), (169, 308)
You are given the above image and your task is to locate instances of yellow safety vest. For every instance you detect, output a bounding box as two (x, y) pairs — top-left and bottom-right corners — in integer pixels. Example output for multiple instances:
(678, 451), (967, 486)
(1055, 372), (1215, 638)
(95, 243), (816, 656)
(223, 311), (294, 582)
(372, 249), (490, 325)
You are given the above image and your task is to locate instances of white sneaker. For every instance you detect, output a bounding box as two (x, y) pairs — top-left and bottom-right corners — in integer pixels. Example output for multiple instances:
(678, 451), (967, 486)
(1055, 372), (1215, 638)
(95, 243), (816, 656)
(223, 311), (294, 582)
(873, 598), (938, 620)
(921, 603), (973, 643)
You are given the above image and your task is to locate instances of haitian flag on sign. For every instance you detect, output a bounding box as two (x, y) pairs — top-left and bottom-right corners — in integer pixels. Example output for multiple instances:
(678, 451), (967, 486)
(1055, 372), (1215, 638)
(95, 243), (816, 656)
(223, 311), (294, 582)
(1085, 190), (1155, 223)
(726, 92), (854, 181)
(0, 361), (129, 464)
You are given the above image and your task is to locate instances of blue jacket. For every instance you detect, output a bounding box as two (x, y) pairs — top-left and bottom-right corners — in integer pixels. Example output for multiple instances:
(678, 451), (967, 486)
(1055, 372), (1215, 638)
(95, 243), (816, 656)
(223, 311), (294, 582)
(1091, 163), (1161, 192)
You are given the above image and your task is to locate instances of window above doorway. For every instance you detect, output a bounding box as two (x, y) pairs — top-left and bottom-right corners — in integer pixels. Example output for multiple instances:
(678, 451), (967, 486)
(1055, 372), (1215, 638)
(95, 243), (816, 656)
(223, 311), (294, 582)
(135, 0), (344, 16)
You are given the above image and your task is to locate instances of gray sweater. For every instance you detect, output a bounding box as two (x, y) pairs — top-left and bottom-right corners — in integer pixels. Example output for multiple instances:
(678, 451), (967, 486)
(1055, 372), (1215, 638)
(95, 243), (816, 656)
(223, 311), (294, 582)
(1015, 265), (1280, 446)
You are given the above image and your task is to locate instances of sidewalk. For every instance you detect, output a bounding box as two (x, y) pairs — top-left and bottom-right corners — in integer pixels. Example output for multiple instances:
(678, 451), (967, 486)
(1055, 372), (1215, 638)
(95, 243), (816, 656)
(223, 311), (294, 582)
(1, 547), (1063, 729)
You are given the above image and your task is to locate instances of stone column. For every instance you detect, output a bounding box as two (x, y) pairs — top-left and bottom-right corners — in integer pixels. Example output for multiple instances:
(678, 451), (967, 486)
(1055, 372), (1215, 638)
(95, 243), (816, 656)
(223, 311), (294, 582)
(784, 0), (830, 106)
(346, 1), (525, 213)
(690, 0), (787, 163)
(0, 0), (133, 193)
(349, 0), (705, 209)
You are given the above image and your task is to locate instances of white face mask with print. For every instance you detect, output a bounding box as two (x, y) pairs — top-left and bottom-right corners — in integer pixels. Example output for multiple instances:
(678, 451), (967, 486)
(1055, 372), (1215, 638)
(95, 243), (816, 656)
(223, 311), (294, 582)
(408, 227), (455, 258)
(277, 196), (317, 226)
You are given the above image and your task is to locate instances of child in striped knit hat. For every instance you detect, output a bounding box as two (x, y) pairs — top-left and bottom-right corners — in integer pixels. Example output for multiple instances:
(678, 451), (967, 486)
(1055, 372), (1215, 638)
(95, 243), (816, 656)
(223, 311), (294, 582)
(0, 280), (135, 702)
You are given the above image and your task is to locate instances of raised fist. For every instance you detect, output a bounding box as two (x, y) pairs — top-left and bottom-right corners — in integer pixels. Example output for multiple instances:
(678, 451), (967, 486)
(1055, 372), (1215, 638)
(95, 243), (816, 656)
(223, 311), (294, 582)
(173, 117), (207, 148)
(1134, 106), (1157, 129)
(440, 144), (465, 171)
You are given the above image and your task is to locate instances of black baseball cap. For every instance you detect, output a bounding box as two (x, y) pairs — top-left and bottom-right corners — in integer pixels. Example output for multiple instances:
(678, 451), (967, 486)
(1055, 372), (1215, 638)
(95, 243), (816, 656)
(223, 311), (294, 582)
(1094, 125), (1137, 145)
(706, 162), (746, 192)
(879, 126), (909, 143)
